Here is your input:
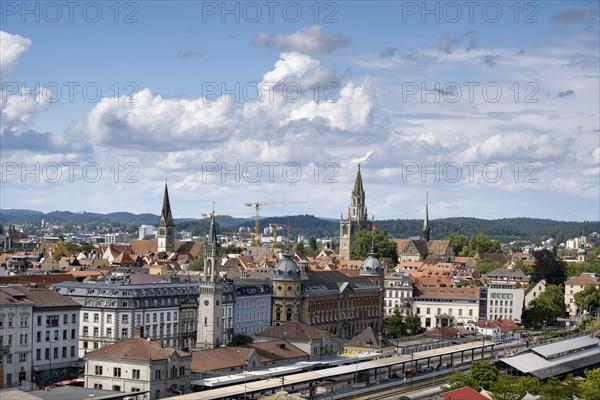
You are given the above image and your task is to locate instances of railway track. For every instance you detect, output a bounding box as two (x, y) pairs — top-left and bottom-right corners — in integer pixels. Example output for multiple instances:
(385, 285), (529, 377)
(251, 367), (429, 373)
(350, 376), (449, 400)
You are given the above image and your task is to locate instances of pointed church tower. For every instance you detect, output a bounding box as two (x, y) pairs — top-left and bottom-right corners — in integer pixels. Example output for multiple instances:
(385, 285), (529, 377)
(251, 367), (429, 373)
(197, 210), (224, 349)
(423, 192), (430, 242)
(157, 181), (175, 253)
(339, 164), (369, 259)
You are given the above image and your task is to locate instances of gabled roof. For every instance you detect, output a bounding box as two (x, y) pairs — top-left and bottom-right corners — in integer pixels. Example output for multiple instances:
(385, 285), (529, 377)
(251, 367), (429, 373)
(347, 327), (380, 348)
(191, 347), (255, 372)
(256, 321), (334, 341)
(0, 273), (76, 287)
(0, 286), (80, 308)
(86, 337), (189, 361)
(485, 268), (528, 279)
(440, 387), (490, 400)
(426, 240), (452, 259)
(475, 252), (510, 265)
(565, 273), (599, 286)
(112, 251), (135, 265)
(245, 340), (308, 362)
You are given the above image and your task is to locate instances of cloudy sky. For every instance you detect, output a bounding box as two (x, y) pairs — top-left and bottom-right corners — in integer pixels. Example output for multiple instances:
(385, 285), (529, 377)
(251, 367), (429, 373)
(1, 1), (599, 221)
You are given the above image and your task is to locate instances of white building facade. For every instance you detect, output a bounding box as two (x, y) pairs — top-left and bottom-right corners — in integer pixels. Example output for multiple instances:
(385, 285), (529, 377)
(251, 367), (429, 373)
(384, 272), (413, 316)
(53, 279), (198, 357)
(0, 286), (81, 389)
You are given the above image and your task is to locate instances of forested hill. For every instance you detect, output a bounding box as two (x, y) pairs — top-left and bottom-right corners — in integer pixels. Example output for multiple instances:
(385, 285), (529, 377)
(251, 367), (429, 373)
(0, 209), (598, 244)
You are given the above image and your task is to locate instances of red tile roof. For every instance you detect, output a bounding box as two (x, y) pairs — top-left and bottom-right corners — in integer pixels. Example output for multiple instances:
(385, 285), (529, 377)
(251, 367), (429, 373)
(440, 386), (489, 400)
(565, 274), (599, 286)
(85, 337), (190, 361)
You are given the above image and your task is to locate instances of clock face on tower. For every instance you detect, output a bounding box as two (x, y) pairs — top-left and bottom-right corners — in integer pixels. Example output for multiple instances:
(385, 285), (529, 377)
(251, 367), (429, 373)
(204, 300), (209, 306)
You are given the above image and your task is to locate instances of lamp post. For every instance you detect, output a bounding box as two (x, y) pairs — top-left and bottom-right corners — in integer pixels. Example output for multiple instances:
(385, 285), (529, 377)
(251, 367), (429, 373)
(49, 340), (55, 386)
(244, 360), (249, 400)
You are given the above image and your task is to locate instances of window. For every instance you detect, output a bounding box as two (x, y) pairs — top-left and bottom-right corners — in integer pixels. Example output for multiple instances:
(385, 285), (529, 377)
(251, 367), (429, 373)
(93, 327), (99, 337)
(113, 386), (121, 392)
(83, 327), (89, 336)
(37, 332), (41, 342)
(107, 328), (112, 336)
(71, 313), (76, 323)
(83, 313), (89, 322)
(155, 369), (162, 379)
(469, 310), (473, 317)
(83, 341), (88, 349)
(7, 353), (12, 363)
(63, 330), (67, 340)
(45, 348), (50, 360)
(19, 334), (28, 345)
(107, 314), (112, 323)
(71, 329), (76, 339)
(46, 315), (59, 327)
(19, 353), (26, 362)
(20, 316), (28, 327)
(62, 347), (67, 358)
(37, 316), (42, 326)
(63, 314), (68, 324)
(132, 369), (140, 379)
(95, 366), (103, 375)
(121, 328), (129, 338)
(53, 347), (58, 359)
(36, 349), (41, 360)
(113, 367), (121, 377)
(123, 301), (129, 307)
(122, 315), (128, 324)
(71, 346), (75, 357)
(94, 384), (103, 389)
(93, 314), (99, 323)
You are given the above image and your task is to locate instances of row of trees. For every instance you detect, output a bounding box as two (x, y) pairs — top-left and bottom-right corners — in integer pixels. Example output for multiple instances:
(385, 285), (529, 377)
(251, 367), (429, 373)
(445, 233), (502, 256)
(445, 361), (600, 400)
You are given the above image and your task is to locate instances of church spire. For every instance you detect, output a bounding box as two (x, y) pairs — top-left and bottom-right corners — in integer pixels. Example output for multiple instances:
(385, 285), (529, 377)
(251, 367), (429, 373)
(160, 180), (174, 227)
(352, 163), (365, 196)
(423, 192), (430, 242)
(157, 180), (175, 253)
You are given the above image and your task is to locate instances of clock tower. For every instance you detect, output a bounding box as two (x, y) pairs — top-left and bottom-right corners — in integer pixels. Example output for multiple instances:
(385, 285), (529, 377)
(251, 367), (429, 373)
(197, 211), (224, 349)
(157, 181), (175, 253)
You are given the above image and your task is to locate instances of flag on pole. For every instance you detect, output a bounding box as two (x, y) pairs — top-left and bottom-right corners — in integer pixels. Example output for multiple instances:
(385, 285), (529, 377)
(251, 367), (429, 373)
(287, 219), (291, 231)
(372, 222), (376, 232)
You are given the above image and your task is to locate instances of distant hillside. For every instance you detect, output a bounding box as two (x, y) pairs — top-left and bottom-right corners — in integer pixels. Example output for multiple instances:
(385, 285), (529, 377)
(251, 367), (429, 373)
(0, 209), (598, 244)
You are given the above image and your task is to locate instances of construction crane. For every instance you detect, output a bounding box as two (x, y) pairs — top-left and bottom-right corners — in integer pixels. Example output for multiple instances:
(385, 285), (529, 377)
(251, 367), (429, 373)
(244, 201), (307, 246)
(199, 212), (251, 218)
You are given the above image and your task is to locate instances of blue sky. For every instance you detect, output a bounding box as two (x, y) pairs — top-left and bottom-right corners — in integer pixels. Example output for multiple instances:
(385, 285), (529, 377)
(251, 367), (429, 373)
(1, 1), (599, 222)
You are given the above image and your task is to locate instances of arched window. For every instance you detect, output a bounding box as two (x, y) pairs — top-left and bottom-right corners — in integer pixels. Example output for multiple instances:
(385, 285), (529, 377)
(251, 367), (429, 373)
(286, 307), (292, 321)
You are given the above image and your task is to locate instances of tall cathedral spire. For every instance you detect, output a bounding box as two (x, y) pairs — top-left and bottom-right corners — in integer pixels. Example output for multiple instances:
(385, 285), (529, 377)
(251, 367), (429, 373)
(352, 163), (365, 197)
(157, 181), (175, 253)
(423, 192), (430, 242)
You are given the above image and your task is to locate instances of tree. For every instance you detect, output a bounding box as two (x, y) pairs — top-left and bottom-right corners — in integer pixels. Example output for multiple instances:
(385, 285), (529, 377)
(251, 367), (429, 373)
(514, 376), (542, 397)
(188, 257), (204, 271)
(351, 230), (398, 266)
(531, 249), (567, 285)
(446, 233), (469, 256)
(490, 374), (520, 400)
(64, 241), (81, 252)
(309, 237), (318, 253)
(574, 284), (600, 317)
(223, 244), (243, 254)
(0, 224), (4, 234)
(230, 334), (254, 345)
(294, 242), (306, 254)
(578, 368), (600, 400)
(444, 371), (480, 391)
(468, 233), (502, 255)
(445, 233), (501, 257)
(404, 314), (424, 336)
(539, 375), (577, 400)
(442, 361), (498, 392)
(386, 307), (408, 338)
(475, 259), (504, 274)
(522, 285), (566, 327)
(470, 360), (499, 390)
